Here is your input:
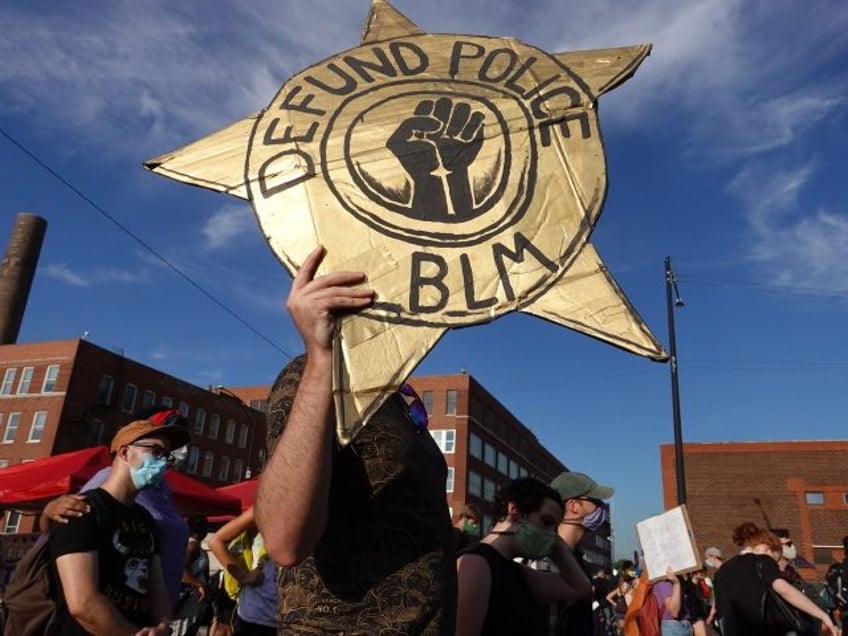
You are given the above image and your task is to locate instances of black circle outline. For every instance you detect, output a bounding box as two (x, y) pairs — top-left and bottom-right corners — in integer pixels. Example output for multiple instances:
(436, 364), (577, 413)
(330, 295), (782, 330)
(344, 90), (510, 226)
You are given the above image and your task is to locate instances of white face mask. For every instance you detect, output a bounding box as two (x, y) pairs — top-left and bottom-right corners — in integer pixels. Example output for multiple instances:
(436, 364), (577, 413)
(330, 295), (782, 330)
(782, 544), (797, 560)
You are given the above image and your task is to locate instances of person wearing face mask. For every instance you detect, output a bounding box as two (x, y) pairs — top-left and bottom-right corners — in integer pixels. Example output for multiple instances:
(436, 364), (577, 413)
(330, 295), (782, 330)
(48, 417), (190, 635)
(39, 407), (192, 608)
(548, 470), (614, 636)
(454, 503), (482, 551)
(455, 478), (592, 636)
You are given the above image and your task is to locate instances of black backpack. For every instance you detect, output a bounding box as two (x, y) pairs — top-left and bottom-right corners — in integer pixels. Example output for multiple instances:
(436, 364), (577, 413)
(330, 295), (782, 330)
(0, 490), (109, 636)
(825, 560), (848, 609)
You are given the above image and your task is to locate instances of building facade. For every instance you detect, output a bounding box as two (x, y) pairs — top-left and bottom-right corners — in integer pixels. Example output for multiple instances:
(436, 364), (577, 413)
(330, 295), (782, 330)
(409, 372), (613, 570)
(0, 338), (267, 533)
(661, 440), (848, 581)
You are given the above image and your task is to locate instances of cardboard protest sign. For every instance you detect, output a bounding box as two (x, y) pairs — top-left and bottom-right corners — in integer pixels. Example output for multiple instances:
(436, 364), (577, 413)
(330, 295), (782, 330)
(145, 0), (668, 444)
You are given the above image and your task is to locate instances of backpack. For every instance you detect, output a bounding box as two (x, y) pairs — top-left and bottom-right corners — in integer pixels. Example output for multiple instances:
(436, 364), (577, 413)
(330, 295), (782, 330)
(0, 490), (109, 636)
(825, 561), (848, 609)
(222, 530), (267, 600)
(623, 571), (661, 636)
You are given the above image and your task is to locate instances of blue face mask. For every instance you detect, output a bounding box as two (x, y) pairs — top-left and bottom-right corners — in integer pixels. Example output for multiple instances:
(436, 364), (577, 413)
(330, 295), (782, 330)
(130, 452), (168, 490)
(582, 506), (608, 531)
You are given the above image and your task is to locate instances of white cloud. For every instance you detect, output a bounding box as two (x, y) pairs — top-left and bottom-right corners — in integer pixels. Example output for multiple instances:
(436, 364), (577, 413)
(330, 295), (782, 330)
(41, 262), (149, 287)
(727, 163), (848, 290)
(43, 263), (89, 286)
(202, 204), (254, 249)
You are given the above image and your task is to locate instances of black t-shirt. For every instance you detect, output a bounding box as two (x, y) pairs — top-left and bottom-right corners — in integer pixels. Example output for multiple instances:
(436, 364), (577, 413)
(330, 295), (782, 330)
(715, 552), (799, 636)
(555, 548), (593, 636)
(49, 488), (161, 635)
(463, 542), (547, 635)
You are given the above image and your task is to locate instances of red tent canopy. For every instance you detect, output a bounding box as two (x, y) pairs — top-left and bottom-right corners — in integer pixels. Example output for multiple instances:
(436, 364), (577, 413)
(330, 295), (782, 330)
(0, 446), (241, 517)
(216, 477), (257, 513)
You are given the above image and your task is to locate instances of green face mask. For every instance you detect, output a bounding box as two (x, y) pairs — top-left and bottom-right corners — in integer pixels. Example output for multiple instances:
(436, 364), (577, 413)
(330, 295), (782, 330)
(462, 519), (478, 534)
(515, 520), (558, 559)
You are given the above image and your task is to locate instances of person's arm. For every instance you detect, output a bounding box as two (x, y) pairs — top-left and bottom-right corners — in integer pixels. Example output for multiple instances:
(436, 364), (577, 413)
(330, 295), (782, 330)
(180, 538), (206, 600)
(255, 245), (374, 566)
(38, 494), (90, 534)
(208, 507), (264, 586)
(522, 539), (592, 603)
(661, 570), (683, 617)
(772, 578), (839, 635)
(456, 553), (492, 636)
(56, 551), (143, 634)
(606, 585), (622, 606)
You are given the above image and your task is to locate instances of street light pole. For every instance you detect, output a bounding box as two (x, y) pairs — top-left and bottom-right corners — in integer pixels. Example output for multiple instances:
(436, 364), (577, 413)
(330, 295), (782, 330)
(665, 256), (687, 506)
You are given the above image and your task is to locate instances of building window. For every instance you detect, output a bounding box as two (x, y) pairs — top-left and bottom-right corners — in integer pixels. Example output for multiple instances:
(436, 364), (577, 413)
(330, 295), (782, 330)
(509, 458), (518, 479)
(806, 492), (825, 505)
(844, 493), (848, 505)
(482, 515), (493, 533)
(142, 390), (156, 409)
(1, 368), (16, 395)
(233, 458), (243, 482)
(3, 510), (22, 533)
(87, 419), (105, 446)
(446, 390), (457, 415)
(422, 390), (434, 414)
(238, 423), (249, 449)
(483, 478), (496, 502)
(218, 456), (230, 482)
(121, 384), (137, 413)
(187, 447), (200, 474)
(42, 364), (60, 392)
(27, 411), (47, 443)
(209, 414), (220, 439)
(161, 396), (173, 408)
(96, 375), (114, 405)
(16, 367), (34, 394)
(0, 459), (9, 469)
(519, 466), (528, 478)
(194, 409), (206, 435)
(484, 442), (496, 467)
(468, 470), (482, 497)
(257, 448), (267, 468)
(201, 451), (214, 477)
(225, 420), (236, 445)
(430, 429), (456, 454)
(469, 432), (482, 459)
(3, 413), (21, 444)
(178, 402), (189, 418)
(497, 451), (509, 475)
(446, 467), (455, 492)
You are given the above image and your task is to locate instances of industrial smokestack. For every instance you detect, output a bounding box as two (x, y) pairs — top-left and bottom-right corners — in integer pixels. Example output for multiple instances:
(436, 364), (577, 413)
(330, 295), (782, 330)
(0, 212), (47, 344)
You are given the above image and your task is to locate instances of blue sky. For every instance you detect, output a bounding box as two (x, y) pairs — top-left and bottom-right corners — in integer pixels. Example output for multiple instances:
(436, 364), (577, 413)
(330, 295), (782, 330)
(1, 0), (846, 557)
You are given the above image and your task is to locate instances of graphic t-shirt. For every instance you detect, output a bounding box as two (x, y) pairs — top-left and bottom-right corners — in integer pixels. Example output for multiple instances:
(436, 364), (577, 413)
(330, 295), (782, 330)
(49, 488), (161, 635)
(266, 357), (457, 635)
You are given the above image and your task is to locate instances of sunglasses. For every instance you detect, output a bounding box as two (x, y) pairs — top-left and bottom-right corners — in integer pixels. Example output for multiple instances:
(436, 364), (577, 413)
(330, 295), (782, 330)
(131, 442), (176, 465)
(399, 383), (428, 431)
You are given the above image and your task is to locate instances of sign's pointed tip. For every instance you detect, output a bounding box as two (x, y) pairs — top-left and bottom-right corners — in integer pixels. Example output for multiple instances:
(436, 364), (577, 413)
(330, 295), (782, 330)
(361, 0), (424, 44)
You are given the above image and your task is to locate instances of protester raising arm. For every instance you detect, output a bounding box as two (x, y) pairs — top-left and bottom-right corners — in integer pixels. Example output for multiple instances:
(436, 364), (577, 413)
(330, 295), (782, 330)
(255, 245), (374, 566)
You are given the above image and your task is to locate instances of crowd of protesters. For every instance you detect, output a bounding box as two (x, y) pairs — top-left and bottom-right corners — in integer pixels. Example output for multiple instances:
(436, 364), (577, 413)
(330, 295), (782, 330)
(4, 247), (848, 635)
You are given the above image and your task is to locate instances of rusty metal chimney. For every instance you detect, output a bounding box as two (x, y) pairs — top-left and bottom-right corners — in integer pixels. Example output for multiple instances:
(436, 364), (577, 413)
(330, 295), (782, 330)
(0, 212), (47, 344)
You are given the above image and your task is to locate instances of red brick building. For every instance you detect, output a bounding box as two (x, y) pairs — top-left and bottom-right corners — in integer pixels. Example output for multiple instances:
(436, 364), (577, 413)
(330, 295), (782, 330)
(0, 338), (267, 533)
(661, 441), (848, 580)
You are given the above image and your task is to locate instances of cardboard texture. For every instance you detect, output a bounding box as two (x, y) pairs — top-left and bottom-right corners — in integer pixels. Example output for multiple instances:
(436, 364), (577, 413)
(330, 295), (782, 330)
(145, 0), (668, 445)
(636, 504), (703, 582)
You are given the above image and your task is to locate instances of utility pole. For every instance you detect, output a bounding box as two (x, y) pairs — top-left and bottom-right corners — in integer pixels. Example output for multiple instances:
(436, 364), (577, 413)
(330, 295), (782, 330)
(665, 256), (687, 505)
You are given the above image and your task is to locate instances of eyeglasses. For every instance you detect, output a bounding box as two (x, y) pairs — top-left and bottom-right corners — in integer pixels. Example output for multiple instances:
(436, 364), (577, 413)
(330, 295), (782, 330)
(399, 383), (428, 431)
(131, 442), (176, 465)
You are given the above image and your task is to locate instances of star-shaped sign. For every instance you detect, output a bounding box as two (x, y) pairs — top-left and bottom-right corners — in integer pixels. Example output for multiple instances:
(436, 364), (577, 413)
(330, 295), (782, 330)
(146, 0), (668, 444)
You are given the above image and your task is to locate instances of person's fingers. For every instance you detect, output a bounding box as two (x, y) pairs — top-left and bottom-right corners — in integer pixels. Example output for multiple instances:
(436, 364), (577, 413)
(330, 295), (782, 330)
(446, 102), (471, 137)
(292, 245), (326, 292)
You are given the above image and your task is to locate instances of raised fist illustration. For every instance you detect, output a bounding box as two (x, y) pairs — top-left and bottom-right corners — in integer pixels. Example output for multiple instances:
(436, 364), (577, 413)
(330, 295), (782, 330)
(387, 97), (485, 220)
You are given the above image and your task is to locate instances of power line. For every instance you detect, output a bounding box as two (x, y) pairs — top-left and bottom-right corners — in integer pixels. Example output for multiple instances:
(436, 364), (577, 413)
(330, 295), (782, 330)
(0, 125), (293, 359)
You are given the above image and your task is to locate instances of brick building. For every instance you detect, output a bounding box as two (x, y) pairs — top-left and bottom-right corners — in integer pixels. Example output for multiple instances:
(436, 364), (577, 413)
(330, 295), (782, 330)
(661, 441), (848, 580)
(0, 338), (267, 533)
(408, 372), (612, 570)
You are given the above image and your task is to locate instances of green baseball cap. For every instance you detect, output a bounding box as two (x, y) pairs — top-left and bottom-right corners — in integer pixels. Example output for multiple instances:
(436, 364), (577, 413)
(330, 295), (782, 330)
(551, 471), (614, 501)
